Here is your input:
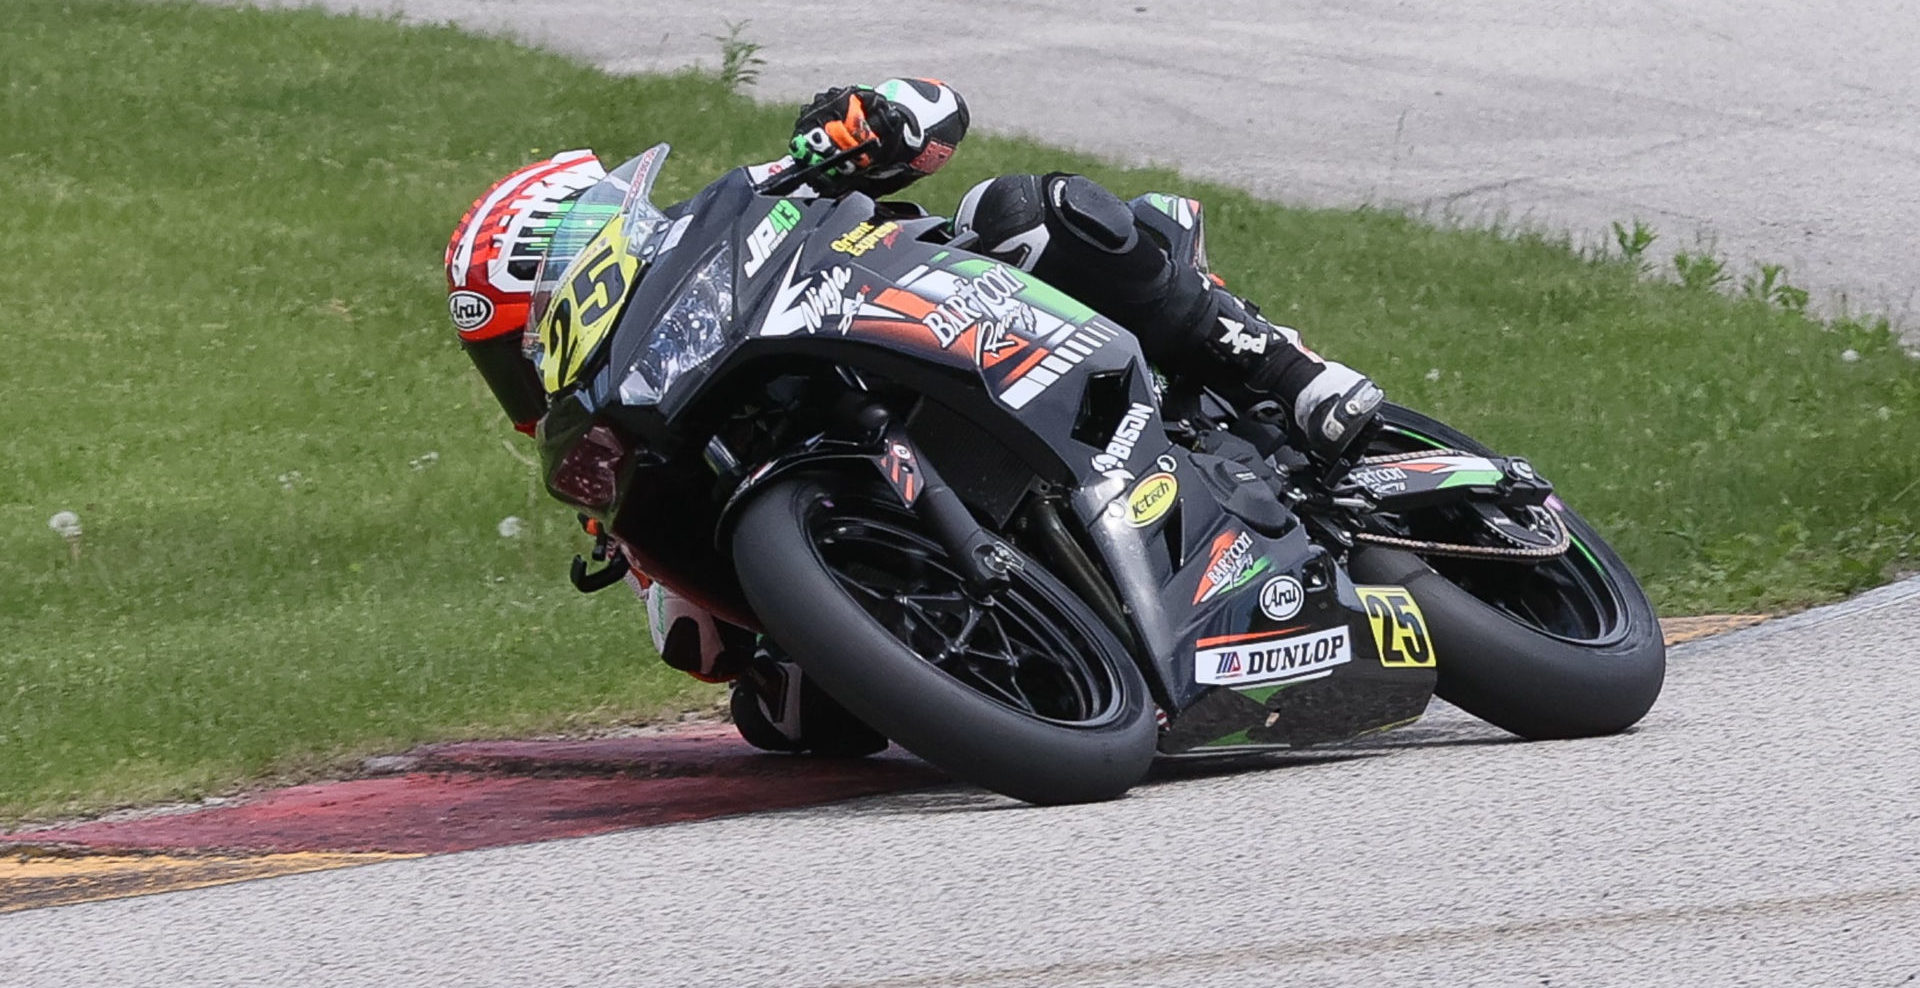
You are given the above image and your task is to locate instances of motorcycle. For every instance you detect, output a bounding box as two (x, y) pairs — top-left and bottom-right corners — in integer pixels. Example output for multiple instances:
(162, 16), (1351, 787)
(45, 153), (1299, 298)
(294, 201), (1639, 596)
(525, 142), (1666, 805)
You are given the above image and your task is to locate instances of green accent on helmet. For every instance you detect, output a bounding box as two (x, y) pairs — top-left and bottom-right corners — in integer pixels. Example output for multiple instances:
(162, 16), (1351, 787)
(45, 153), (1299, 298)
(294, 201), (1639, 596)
(1570, 535), (1600, 570)
(1398, 428), (1447, 450)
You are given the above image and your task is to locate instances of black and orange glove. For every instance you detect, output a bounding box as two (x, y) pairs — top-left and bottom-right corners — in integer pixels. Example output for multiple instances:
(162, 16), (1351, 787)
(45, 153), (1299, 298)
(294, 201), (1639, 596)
(788, 80), (969, 197)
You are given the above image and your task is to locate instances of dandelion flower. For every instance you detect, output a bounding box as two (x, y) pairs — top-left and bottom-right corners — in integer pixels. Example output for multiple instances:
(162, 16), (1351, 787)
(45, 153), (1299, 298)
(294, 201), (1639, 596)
(48, 511), (81, 539)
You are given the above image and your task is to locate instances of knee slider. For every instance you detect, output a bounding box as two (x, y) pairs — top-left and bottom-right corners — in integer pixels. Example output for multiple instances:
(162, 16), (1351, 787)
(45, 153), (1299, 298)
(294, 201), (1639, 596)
(1046, 174), (1138, 254)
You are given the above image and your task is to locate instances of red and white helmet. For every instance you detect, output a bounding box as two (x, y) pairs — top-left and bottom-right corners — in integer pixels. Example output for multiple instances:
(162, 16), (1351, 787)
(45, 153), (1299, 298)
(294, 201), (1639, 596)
(444, 150), (607, 342)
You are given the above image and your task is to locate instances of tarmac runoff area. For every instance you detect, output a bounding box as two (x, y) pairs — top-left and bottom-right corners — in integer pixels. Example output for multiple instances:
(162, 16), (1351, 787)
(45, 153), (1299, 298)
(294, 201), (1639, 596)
(2, 586), (1917, 984)
(227, 0), (1920, 336)
(0, 725), (943, 913)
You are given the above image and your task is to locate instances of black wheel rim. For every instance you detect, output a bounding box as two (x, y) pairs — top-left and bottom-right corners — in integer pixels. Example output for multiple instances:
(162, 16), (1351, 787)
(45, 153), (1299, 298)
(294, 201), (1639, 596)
(1422, 546), (1629, 646)
(807, 500), (1128, 728)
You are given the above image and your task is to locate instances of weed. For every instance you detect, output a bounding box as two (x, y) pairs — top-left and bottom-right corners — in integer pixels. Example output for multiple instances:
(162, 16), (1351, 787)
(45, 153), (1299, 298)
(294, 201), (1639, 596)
(1612, 219), (1657, 270)
(711, 20), (765, 93)
(1742, 262), (1810, 313)
(1673, 248), (1730, 291)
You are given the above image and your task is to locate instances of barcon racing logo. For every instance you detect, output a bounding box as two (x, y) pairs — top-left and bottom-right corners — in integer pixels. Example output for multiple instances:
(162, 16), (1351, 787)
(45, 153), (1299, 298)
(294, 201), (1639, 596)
(1192, 529), (1269, 604)
(922, 267), (1026, 348)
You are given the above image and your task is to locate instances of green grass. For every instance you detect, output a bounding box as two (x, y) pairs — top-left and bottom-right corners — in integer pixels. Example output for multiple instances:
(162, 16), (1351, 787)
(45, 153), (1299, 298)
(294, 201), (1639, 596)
(2, 1), (1916, 823)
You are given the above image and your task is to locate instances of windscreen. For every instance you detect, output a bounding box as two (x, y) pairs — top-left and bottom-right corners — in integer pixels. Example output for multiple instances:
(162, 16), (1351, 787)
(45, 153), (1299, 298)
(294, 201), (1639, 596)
(525, 143), (671, 362)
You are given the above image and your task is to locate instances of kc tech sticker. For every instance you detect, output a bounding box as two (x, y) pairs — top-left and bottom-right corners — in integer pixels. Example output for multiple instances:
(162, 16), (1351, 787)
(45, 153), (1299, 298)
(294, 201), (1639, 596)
(1356, 586), (1437, 668)
(1125, 472), (1177, 527)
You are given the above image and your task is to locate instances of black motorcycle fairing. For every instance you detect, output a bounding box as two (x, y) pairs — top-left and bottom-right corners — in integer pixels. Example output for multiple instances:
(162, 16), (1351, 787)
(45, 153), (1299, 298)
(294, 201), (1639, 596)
(1061, 439), (1435, 749)
(543, 161), (1440, 752)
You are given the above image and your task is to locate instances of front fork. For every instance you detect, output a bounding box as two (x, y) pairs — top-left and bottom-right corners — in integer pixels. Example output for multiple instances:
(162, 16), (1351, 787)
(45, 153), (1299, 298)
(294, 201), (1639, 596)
(860, 405), (1021, 596)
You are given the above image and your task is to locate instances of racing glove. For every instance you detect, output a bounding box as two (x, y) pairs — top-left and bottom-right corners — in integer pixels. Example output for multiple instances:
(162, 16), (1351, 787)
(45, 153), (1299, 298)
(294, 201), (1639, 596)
(788, 80), (969, 197)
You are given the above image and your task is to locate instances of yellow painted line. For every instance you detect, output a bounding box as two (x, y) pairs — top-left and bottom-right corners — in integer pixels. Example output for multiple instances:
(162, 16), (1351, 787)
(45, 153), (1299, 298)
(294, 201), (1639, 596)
(1659, 614), (1769, 646)
(0, 851), (421, 914)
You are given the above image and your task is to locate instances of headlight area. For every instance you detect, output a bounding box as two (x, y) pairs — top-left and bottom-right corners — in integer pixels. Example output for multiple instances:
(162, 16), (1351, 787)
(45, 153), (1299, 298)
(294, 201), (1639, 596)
(617, 243), (735, 405)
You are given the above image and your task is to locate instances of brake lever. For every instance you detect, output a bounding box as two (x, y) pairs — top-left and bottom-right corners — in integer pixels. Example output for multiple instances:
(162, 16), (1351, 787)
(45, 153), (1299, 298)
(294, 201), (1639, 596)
(755, 139), (884, 197)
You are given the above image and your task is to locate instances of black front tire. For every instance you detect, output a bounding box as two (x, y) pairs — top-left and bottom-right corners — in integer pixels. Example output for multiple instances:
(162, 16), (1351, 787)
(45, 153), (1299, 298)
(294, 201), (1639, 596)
(1348, 405), (1666, 739)
(730, 475), (1158, 805)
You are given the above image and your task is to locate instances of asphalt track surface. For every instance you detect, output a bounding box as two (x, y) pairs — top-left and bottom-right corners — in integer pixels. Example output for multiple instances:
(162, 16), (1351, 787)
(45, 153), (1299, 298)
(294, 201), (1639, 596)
(5, 580), (1919, 985)
(10, 3), (1917, 983)
(237, 0), (1920, 330)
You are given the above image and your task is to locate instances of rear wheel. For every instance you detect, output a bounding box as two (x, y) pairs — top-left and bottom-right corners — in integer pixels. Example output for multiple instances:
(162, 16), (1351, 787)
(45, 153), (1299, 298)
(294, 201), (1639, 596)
(731, 474), (1157, 804)
(1346, 405), (1665, 739)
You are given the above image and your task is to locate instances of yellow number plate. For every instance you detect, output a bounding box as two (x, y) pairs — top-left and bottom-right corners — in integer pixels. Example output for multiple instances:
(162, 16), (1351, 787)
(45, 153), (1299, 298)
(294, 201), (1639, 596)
(539, 216), (641, 393)
(1356, 586), (1437, 668)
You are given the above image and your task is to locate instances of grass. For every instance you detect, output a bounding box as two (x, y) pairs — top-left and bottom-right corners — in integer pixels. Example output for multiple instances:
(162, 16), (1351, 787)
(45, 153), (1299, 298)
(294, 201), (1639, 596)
(2, 1), (1916, 823)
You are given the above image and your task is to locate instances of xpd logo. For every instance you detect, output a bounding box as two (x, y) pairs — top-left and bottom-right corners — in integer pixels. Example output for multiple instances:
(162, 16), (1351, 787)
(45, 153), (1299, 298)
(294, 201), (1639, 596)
(448, 291), (495, 333)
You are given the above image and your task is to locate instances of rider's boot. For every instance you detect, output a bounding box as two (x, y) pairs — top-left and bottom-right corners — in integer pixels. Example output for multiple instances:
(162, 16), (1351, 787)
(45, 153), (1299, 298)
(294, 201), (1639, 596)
(1202, 289), (1384, 466)
(647, 583), (887, 755)
(646, 581), (756, 682)
(731, 647), (890, 757)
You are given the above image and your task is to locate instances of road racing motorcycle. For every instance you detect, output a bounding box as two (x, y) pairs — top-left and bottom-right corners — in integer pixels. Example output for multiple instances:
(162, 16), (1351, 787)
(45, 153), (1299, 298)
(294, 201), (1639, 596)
(526, 143), (1666, 805)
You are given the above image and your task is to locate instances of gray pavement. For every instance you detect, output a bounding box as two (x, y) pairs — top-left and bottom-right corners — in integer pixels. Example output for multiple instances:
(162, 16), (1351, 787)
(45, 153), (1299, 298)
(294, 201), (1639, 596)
(239, 0), (1920, 327)
(6, 578), (1918, 986)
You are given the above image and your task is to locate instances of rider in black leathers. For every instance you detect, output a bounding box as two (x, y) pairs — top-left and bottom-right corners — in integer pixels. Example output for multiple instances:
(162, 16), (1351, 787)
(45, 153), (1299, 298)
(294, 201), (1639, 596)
(449, 78), (1383, 753)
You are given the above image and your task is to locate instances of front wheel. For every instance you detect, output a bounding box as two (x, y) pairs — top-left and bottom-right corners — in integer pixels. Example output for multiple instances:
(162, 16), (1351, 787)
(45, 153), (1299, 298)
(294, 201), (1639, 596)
(730, 474), (1158, 804)
(1347, 405), (1666, 739)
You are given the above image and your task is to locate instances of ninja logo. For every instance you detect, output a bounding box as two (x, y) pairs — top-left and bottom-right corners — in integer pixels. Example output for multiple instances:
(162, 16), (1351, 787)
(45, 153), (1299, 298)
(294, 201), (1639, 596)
(923, 267), (1026, 347)
(1091, 402), (1156, 475)
(795, 266), (859, 334)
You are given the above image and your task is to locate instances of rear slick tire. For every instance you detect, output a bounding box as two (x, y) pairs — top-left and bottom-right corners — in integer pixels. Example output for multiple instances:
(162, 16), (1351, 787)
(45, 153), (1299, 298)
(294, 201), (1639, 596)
(730, 475), (1157, 805)
(1349, 543), (1664, 739)
(1349, 405), (1666, 739)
